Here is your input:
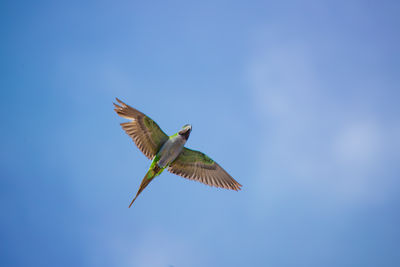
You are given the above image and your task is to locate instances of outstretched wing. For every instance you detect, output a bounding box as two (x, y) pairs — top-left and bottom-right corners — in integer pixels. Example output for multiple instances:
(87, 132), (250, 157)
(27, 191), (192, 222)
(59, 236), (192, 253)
(114, 98), (169, 159)
(168, 148), (242, 191)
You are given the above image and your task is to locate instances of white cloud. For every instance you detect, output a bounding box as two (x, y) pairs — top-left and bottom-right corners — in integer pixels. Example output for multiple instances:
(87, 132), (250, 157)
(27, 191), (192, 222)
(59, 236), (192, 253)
(333, 120), (382, 168)
(245, 38), (398, 207)
(102, 228), (206, 267)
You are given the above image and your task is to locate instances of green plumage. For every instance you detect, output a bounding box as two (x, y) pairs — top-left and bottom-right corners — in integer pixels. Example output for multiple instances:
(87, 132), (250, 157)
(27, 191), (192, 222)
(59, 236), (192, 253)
(114, 98), (242, 207)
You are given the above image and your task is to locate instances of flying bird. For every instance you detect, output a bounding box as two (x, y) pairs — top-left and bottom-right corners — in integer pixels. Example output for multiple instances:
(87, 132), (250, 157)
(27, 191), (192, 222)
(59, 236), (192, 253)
(113, 98), (242, 207)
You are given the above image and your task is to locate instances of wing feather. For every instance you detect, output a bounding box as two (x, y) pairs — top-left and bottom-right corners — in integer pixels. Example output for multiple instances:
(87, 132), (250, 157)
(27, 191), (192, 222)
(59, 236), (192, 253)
(168, 148), (242, 191)
(114, 98), (169, 159)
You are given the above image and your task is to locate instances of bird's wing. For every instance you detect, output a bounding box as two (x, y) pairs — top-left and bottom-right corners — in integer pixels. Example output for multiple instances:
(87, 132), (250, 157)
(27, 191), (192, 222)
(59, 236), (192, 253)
(114, 98), (169, 159)
(168, 148), (242, 191)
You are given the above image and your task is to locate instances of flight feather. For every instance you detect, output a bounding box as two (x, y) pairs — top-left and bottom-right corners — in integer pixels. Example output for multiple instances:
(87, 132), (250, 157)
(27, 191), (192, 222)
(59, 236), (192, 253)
(113, 98), (169, 159)
(168, 148), (242, 191)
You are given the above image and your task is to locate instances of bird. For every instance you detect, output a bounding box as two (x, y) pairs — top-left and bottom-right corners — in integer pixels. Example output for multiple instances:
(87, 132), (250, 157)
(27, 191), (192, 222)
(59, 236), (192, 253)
(113, 98), (242, 207)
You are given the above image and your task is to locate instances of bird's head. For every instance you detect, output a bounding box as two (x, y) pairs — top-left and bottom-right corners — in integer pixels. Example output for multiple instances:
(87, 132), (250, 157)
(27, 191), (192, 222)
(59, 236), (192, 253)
(178, 124), (192, 140)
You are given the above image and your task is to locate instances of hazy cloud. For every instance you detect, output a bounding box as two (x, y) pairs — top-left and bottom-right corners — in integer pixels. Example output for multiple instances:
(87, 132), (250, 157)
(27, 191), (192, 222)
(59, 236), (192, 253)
(246, 37), (398, 206)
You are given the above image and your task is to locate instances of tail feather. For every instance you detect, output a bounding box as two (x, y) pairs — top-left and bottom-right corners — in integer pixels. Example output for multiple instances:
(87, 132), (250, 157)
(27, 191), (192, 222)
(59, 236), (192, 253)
(129, 165), (162, 208)
(129, 174), (154, 207)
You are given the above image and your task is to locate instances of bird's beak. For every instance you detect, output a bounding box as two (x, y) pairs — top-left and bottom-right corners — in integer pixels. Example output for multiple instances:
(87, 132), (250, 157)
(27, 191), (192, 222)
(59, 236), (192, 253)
(185, 125), (192, 135)
(179, 125), (192, 137)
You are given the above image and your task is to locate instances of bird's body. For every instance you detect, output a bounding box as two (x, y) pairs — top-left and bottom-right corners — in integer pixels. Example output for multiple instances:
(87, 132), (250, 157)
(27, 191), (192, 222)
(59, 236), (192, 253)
(113, 98), (241, 207)
(157, 134), (187, 168)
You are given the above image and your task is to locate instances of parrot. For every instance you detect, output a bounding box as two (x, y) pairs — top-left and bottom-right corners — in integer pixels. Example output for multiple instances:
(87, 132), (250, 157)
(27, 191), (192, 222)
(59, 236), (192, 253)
(113, 98), (242, 207)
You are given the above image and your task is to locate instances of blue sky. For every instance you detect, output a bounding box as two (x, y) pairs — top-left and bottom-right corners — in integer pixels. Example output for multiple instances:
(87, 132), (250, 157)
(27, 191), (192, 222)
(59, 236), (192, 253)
(1, 0), (399, 266)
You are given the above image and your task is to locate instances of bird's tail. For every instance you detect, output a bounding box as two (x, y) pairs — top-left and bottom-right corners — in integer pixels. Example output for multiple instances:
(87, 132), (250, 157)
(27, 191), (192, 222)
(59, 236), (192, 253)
(128, 166), (161, 208)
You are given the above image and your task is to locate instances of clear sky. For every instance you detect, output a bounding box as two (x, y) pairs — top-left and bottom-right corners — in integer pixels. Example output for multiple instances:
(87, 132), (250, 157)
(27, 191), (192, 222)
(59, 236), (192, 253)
(1, 1), (399, 266)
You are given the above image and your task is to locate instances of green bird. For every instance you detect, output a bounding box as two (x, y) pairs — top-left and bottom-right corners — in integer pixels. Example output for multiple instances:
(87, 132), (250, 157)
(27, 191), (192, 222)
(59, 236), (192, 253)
(113, 98), (242, 207)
